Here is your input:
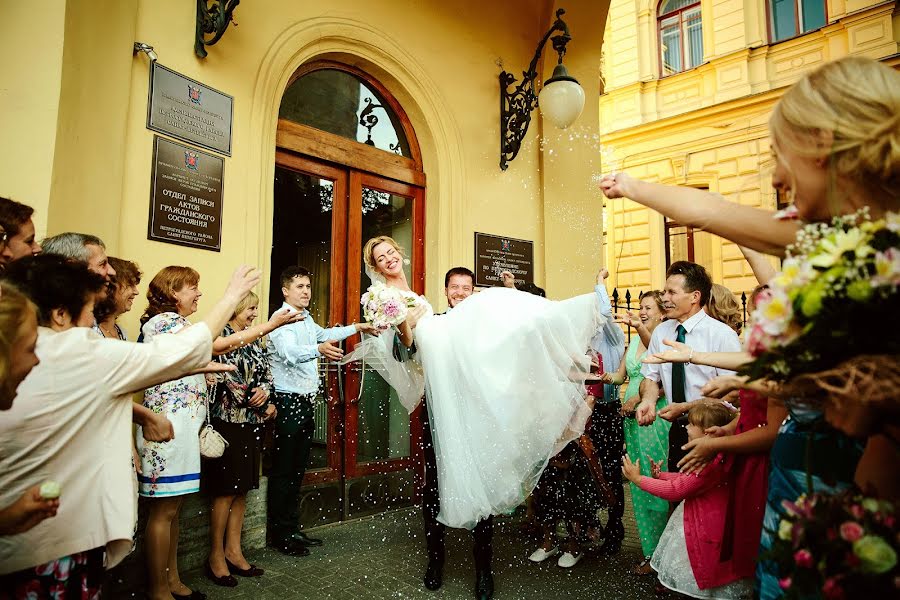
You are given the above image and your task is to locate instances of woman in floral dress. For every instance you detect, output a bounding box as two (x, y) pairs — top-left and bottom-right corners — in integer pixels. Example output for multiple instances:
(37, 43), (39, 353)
(138, 266), (209, 600)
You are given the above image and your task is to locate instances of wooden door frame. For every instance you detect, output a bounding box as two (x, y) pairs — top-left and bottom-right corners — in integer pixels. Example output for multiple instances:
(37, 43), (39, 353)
(342, 172), (425, 479)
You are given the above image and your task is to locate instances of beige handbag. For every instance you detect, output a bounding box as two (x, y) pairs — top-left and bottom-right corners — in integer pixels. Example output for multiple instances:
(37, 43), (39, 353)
(199, 380), (229, 459)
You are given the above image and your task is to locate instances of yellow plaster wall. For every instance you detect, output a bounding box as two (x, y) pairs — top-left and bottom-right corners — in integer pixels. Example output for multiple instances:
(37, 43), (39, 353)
(2, 0), (613, 333)
(599, 0), (899, 302)
(0, 0), (67, 239)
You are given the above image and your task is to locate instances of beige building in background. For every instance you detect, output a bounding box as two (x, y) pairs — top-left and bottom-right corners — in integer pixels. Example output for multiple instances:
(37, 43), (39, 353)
(599, 0), (899, 299)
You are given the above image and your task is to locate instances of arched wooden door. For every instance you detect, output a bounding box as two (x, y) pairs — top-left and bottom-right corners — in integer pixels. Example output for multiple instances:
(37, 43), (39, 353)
(270, 61), (426, 526)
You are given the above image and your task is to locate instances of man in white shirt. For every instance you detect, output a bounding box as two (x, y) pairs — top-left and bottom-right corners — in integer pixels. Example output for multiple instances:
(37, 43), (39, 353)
(637, 261), (742, 470)
(266, 265), (377, 556)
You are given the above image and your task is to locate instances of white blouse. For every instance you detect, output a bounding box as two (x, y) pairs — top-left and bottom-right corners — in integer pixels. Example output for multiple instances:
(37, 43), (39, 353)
(0, 322), (212, 574)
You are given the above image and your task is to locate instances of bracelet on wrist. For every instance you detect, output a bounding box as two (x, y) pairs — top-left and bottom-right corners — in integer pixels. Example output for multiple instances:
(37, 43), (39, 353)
(687, 349), (694, 363)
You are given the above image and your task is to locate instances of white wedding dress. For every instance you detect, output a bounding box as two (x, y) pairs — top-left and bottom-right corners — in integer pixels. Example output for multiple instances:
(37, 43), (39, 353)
(343, 286), (602, 529)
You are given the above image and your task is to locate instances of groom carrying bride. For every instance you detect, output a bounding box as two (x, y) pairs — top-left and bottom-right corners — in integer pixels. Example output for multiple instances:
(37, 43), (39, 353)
(416, 267), (494, 599)
(346, 235), (606, 600)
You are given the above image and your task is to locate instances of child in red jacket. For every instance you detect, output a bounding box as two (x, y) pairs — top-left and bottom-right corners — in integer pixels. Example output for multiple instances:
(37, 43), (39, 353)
(622, 402), (752, 599)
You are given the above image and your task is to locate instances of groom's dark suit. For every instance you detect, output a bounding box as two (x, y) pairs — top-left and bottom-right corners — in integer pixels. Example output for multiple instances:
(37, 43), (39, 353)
(394, 311), (494, 575)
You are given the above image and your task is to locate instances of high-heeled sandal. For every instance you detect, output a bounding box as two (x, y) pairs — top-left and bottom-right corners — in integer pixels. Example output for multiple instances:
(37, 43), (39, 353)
(630, 556), (655, 576)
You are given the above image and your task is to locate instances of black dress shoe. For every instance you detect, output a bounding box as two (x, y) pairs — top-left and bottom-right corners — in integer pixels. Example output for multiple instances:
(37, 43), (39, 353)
(205, 562), (239, 587)
(475, 570), (494, 600)
(423, 560), (443, 591)
(597, 534), (623, 556)
(172, 592), (207, 600)
(291, 531), (323, 546)
(269, 539), (311, 556)
(225, 557), (265, 577)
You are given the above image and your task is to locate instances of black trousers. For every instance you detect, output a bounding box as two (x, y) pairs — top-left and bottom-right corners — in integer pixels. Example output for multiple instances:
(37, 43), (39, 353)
(668, 416), (689, 472)
(421, 404), (493, 571)
(267, 392), (315, 540)
(587, 402), (625, 537)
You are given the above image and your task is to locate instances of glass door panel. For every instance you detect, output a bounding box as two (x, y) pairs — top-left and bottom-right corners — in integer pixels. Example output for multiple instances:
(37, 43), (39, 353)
(271, 152), (348, 484)
(355, 186), (414, 464)
(344, 173), (424, 478)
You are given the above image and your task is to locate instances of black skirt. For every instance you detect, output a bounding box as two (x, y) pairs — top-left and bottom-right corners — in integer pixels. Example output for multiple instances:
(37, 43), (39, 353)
(201, 420), (262, 496)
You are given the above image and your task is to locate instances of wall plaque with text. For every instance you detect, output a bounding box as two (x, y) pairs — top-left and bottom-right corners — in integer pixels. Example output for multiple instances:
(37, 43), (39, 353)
(147, 62), (233, 156)
(149, 136), (224, 252)
(474, 232), (534, 287)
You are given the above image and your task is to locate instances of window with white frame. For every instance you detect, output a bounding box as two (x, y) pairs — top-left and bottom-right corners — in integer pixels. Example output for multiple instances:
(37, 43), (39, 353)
(769, 0), (827, 43)
(658, 0), (703, 77)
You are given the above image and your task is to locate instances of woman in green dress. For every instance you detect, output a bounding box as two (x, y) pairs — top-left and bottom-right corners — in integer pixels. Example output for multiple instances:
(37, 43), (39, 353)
(601, 290), (669, 575)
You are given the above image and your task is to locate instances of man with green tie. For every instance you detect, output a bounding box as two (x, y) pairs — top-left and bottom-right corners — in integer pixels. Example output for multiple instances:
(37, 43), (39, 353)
(636, 261), (742, 470)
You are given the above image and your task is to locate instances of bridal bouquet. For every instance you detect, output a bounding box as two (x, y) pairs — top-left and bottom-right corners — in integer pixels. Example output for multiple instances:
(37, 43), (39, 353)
(742, 209), (900, 383)
(766, 491), (898, 599)
(361, 282), (417, 331)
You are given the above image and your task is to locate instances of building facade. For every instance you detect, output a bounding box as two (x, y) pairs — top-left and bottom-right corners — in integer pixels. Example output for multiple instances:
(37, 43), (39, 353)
(0, 0), (615, 530)
(599, 0), (899, 297)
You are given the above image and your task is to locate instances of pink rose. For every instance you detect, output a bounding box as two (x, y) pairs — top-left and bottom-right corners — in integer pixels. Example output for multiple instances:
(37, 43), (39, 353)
(840, 521), (864, 542)
(850, 504), (865, 520)
(822, 578), (845, 600)
(778, 577), (792, 590)
(794, 549), (814, 568)
(885, 515), (896, 528)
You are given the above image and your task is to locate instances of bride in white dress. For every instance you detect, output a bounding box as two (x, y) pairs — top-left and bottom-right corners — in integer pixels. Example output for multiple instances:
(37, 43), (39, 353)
(343, 236), (604, 529)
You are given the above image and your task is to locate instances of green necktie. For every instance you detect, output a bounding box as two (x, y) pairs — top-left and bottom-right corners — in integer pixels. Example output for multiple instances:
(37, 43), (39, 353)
(671, 324), (687, 403)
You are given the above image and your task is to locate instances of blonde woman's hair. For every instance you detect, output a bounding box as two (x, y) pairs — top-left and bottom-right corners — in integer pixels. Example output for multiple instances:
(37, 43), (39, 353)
(0, 283), (37, 408)
(707, 283), (742, 336)
(362, 236), (406, 274)
(232, 290), (259, 321)
(770, 56), (900, 201)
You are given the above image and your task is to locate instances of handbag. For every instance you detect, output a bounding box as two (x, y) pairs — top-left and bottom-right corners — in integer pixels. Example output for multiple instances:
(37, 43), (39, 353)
(199, 378), (229, 459)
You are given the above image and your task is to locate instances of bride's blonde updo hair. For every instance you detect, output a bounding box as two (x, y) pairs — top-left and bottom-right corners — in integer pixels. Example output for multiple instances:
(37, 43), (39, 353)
(363, 235), (406, 275)
(770, 56), (900, 201)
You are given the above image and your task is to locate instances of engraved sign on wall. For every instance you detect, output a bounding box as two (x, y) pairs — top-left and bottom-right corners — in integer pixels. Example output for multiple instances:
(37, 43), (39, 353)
(147, 62), (233, 155)
(474, 232), (534, 287)
(149, 136), (224, 251)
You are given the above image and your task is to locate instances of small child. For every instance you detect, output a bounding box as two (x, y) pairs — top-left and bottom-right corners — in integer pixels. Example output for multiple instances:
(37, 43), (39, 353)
(622, 402), (752, 599)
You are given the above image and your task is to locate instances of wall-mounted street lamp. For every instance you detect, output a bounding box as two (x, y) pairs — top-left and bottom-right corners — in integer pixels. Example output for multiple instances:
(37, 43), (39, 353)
(499, 8), (585, 171)
(195, 0), (240, 59)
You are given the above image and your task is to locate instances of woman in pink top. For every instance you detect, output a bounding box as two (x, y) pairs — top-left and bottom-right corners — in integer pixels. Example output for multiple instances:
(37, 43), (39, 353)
(623, 402), (752, 599)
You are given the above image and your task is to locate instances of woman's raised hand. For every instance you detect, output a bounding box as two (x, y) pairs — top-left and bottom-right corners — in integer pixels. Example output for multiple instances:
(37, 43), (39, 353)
(269, 307), (305, 329)
(643, 339), (693, 364)
(613, 311), (641, 329)
(599, 173), (636, 200)
(677, 437), (716, 474)
(225, 265), (262, 300)
(701, 374), (747, 398)
(406, 304), (428, 330)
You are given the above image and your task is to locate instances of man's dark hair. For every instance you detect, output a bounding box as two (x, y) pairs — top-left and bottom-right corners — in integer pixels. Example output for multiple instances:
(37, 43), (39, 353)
(280, 265), (312, 289)
(0, 197), (34, 237)
(2, 254), (106, 326)
(516, 282), (546, 297)
(444, 267), (474, 288)
(665, 260), (712, 307)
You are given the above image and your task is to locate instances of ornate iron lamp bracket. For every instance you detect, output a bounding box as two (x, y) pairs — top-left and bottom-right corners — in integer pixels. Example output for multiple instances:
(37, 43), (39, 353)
(195, 0), (240, 59)
(499, 8), (573, 170)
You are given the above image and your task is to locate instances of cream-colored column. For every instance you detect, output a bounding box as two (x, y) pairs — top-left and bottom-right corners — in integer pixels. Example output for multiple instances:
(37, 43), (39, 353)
(45, 0), (139, 252)
(540, 0), (611, 298)
(0, 0), (66, 239)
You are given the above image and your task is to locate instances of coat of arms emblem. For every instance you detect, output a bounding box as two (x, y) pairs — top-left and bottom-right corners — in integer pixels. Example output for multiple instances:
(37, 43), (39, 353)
(501, 239), (511, 252)
(184, 151), (200, 171)
(188, 85), (202, 105)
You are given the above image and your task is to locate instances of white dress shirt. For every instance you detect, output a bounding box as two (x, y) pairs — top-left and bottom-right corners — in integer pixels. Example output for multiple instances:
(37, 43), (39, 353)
(0, 323), (212, 574)
(640, 309), (742, 404)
